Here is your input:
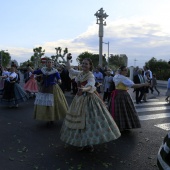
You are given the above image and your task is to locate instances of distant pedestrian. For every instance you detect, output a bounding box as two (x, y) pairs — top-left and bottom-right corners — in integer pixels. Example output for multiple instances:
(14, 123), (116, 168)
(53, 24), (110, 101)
(133, 69), (145, 104)
(151, 74), (160, 95)
(165, 78), (170, 102)
(93, 68), (103, 93)
(103, 69), (114, 103)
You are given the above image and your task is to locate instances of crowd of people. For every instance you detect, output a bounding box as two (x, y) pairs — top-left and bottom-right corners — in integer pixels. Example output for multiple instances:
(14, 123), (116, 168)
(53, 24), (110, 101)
(0, 56), (169, 168)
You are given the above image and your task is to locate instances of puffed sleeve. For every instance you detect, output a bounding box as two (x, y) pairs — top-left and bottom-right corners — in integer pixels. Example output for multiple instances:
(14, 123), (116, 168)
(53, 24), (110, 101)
(122, 77), (134, 88)
(85, 75), (96, 93)
(69, 68), (80, 79)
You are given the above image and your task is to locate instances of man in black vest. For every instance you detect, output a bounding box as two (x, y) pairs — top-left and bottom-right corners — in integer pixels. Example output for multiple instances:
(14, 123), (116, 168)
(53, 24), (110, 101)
(133, 69), (145, 104)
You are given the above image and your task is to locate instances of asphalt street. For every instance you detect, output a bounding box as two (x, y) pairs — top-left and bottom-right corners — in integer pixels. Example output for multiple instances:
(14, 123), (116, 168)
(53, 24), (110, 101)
(0, 84), (169, 170)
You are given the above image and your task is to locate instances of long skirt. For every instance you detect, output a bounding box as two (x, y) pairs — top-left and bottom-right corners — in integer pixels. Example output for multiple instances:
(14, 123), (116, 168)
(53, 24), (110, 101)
(109, 90), (141, 131)
(34, 84), (68, 121)
(0, 82), (29, 106)
(24, 78), (38, 93)
(60, 93), (121, 147)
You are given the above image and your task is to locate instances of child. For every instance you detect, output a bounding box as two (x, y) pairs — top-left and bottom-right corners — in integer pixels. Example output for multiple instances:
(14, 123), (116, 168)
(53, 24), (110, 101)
(165, 78), (170, 102)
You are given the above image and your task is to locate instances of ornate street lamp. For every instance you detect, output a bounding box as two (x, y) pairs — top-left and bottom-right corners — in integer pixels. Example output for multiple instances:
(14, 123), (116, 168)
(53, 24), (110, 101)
(95, 8), (108, 66)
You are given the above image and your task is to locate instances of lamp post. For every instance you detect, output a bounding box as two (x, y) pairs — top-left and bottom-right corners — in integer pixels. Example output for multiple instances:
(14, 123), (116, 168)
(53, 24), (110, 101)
(103, 41), (109, 65)
(94, 8), (108, 66)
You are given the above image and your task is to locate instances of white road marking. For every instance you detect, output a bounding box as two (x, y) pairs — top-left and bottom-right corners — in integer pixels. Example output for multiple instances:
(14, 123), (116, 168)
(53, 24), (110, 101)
(136, 106), (170, 113)
(154, 123), (170, 131)
(139, 113), (170, 120)
(134, 102), (167, 107)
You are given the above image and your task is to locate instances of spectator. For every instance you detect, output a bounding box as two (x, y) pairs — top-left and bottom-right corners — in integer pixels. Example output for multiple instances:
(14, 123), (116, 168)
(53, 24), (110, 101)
(133, 69), (145, 104)
(151, 74), (160, 95)
(93, 68), (103, 93)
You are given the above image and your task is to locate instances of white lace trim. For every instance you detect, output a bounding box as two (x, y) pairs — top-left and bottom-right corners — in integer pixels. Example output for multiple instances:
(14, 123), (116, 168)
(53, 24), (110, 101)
(34, 92), (54, 106)
(41, 67), (58, 75)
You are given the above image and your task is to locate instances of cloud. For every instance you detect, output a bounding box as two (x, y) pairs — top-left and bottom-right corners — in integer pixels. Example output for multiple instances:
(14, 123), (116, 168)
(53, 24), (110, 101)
(3, 16), (170, 67)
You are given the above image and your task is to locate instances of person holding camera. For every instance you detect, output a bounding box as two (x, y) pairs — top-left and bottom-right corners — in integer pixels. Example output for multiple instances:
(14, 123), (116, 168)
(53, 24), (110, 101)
(60, 54), (121, 152)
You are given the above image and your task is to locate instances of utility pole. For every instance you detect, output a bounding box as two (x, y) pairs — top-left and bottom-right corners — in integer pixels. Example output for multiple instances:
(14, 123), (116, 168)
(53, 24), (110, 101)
(94, 8), (108, 66)
(103, 41), (109, 65)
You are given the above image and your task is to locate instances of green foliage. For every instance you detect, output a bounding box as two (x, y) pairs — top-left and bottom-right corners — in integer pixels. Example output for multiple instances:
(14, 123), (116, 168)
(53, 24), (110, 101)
(145, 57), (170, 80)
(109, 55), (126, 68)
(32, 47), (45, 68)
(0, 51), (11, 67)
(76, 51), (107, 67)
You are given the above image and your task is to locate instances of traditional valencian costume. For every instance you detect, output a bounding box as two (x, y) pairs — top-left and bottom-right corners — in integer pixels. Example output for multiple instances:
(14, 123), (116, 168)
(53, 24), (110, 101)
(33, 67), (68, 121)
(60, 68), (121, 147)
(109, 74), (141, 131)
(0, 70), (29, 107)
(24, 73), (38, 94)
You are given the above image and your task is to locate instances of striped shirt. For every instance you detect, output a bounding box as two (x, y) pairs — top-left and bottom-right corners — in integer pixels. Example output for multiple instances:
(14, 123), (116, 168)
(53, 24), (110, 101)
(157, 132), (170, 170)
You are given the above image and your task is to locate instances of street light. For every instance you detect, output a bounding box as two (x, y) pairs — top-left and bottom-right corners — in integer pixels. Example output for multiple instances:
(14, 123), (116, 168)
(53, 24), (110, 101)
(94, 8), (108, 66)
(103, 41), (109, 65)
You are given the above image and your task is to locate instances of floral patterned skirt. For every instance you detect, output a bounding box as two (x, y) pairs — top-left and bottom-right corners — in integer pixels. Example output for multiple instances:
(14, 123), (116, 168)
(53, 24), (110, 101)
(60, 93), (121, 147)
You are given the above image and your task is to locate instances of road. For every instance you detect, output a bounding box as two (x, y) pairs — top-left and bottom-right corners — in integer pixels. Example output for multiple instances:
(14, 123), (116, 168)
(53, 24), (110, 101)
(0, 84), (169, 170)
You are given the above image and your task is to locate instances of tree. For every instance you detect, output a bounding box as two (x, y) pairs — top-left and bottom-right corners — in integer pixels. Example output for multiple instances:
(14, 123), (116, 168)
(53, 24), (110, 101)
(109, 55), (126, 68)
(145, 57), (170, 80)
(32, 47), (45, 68)
(0, 51), (11, 67)
(76, 51), (107, 67)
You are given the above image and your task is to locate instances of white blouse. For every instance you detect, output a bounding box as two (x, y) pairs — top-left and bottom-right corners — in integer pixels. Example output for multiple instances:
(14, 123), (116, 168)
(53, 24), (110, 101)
(113, 74), (134, 88)
(69, 68), (96, 93)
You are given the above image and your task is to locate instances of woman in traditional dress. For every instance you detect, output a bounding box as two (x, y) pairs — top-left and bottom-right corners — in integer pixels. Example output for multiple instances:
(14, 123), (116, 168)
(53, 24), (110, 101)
(60, 55), (121, 152)
(109, 66), (149, 131)
(0, 66), (29, 107)
(29, 59), (68, 126)
(24, 72), (38, 97)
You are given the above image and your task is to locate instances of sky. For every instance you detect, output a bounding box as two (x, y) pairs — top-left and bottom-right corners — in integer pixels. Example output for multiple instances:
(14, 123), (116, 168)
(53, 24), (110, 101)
(1, 0), (170, 68)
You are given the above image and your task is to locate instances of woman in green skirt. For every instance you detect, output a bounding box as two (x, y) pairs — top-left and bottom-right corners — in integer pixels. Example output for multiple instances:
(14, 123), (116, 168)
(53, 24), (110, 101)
(29, 59), (68, 126)
(60, 54), (121, 152)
